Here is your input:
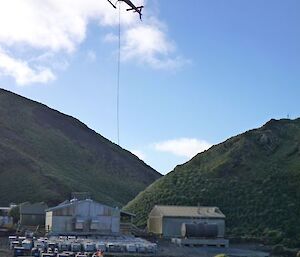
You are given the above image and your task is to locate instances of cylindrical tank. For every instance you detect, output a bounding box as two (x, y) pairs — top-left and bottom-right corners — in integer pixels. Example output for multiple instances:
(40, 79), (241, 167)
(96, 242), (106, 252)
(41, 253), (56, 257)
(58, 241), (70, 251)
(75, 254), (88, 257)
(205, 223), (219, 238)
(22, 239), (33, 250)
(34, 240), (46, 250)
(57, 254), (70, 257)
(14, 246), (25, 257)
(31, 248), (40, 257)
(71, 242), (82, 252)
(10, 240), (20, 250)
(146, 243), (157, 253)
(181, 223), (218, 238)
(46, 241), (57, 251)
(126, 244), (136, 253)
(82, 242), (95, 252)
(60, 252), (75, 257)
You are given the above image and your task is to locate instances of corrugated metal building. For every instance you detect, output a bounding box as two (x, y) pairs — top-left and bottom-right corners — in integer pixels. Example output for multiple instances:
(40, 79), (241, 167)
(20, 202), (48, 226)
(45, 199), (120, 235)
(0, 206), (13, 228)
(147, 205), (226, 238)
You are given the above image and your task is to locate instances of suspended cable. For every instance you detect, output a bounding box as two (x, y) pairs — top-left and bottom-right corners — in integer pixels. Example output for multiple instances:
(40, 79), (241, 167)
(117, 2), (121, 145)
(107, 0), (143, 145)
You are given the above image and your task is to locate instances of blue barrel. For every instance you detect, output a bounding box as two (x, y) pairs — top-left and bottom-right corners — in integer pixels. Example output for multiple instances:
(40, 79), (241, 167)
(14, 247), (25, 257)
(31, 247), (40, 257)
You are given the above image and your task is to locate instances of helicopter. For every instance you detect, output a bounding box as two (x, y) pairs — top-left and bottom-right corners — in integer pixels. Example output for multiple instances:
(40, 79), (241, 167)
(107, 0), (144, 20)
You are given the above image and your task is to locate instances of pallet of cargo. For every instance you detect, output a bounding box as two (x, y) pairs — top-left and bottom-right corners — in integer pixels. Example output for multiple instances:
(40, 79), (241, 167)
(103, 254), (156, 257)
(172, 238), (229, 248)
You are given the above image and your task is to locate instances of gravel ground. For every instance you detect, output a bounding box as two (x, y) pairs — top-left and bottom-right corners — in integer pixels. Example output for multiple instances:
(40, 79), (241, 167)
(157, 242), (269, 257)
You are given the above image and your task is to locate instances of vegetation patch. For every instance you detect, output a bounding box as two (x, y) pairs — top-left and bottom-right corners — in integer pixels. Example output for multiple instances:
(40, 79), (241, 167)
(125, 118), (300, 247)
(0, 89), (161, 207)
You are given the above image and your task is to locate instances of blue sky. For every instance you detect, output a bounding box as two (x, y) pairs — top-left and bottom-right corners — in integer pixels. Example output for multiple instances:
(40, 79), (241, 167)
(0, 0), (299, 174)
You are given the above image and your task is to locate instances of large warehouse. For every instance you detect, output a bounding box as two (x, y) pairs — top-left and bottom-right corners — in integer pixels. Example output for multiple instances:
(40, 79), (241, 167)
(147, 205), (226, 238)
(45, 199), (120, 235)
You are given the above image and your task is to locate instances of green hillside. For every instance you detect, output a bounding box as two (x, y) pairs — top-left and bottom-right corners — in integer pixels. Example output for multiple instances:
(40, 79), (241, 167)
(0, 89), (161, 206)
(125, 118), (300, 246)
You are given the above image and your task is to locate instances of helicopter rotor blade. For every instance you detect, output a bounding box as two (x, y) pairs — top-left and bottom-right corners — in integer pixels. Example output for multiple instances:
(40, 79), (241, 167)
(107, 0), (117, 9)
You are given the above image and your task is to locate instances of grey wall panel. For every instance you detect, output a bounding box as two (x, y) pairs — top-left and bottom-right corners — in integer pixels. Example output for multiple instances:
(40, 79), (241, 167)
(46, 200), (120, 234)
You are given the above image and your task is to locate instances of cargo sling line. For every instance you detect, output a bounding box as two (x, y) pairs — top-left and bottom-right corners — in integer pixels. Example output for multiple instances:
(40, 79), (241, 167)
(106, 0), (144, 145)
(117, 2), (121, 145)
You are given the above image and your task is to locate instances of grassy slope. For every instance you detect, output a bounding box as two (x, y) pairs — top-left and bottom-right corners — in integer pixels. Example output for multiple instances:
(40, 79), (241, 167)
(0, 89), (161, 206)
(125, 118), (300, 246)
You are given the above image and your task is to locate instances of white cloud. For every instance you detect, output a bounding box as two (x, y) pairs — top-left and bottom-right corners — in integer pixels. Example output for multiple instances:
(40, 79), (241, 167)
(0, 0), (187, 84)
(86, 50), (97, 62)
(122, 21), (188, 69)
(103, 33), (119, 43)
(154, 138), (212, 158)
(0, 48), (55, 85)
(29, 52), (69, 71)
(131, 149), (146, 161)
(0, 0), (138, 52)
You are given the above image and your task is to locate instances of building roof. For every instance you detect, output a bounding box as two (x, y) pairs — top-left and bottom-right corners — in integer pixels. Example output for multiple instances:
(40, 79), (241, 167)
(150, 205), (225, 219)
(19, 202), (48, 215)
(46, 199), (118, 212)
(0, 207), (11, 211)
(120, 210), (136, 217)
